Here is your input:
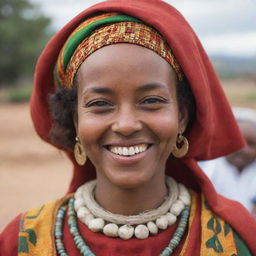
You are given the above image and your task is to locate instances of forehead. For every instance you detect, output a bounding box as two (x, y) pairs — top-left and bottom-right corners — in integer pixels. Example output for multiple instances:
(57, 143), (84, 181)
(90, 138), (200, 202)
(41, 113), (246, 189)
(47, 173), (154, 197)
(77, 44), (176, 88)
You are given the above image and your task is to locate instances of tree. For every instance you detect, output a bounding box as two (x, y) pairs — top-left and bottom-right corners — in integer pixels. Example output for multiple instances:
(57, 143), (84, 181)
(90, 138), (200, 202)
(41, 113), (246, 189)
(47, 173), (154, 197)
(0, 0), (52, 87)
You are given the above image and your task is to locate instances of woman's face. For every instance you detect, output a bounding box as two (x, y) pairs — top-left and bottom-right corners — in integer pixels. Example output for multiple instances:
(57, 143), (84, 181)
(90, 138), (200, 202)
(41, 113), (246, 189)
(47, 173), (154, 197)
(76, 44), (186, 189)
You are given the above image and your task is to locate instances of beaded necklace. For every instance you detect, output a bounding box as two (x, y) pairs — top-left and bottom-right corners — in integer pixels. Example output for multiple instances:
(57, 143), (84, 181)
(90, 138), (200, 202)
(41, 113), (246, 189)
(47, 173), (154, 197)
(74, 177), (190, 240)
(54, 197), (190, 256)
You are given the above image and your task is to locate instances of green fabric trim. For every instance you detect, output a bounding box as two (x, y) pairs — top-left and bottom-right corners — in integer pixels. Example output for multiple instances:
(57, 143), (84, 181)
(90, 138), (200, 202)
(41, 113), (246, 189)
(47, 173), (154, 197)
(25, 205), (44, 219)
(18, 236), (29, 253)
(224, 222), (231, 236)
(63, 14), (143, 69)
(24, 229), (37, 246)
(233, 231), (252, 256)
(206, 216), (224, 252)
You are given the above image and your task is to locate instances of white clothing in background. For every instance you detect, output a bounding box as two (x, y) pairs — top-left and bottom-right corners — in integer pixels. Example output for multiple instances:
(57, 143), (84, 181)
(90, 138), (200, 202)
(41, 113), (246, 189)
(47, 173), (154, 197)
(200, 158), (256, 214)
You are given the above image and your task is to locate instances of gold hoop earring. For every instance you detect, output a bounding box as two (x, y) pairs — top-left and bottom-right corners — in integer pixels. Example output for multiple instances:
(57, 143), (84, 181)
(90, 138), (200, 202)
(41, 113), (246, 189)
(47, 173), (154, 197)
(74, 137), (87, 166)
(172, 133), (189, 158)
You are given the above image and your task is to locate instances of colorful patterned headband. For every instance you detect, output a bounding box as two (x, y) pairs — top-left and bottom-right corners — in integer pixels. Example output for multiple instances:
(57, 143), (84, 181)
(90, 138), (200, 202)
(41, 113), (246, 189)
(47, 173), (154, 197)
(55, 13), (182, 89)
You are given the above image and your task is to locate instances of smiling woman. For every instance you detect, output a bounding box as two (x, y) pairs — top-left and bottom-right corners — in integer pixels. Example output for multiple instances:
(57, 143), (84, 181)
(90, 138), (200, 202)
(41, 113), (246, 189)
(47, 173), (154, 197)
(0, 1), (255, 255)
(76, 44), (184, 212)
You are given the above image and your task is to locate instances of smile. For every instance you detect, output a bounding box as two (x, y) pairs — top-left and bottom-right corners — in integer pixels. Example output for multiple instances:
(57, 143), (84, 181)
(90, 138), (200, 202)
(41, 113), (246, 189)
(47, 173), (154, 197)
(108, 144), (150, 157)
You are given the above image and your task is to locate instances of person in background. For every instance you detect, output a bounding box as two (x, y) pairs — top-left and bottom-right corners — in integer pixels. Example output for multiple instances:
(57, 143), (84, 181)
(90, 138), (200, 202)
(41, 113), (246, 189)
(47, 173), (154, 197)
(201, 107), (256, 216)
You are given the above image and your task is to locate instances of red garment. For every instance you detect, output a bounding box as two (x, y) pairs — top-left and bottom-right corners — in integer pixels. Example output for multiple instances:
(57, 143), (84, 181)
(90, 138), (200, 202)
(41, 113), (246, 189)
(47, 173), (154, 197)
(0, 193), (201, 255)
(62, 195), (201, 256)
(1, 0), (256, 255)
(0, 215), (20, 255)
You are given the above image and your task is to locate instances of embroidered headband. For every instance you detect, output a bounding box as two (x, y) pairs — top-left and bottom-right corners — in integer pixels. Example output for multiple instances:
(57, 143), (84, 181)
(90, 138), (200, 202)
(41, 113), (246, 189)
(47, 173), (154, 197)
(55, 13), (182, 89)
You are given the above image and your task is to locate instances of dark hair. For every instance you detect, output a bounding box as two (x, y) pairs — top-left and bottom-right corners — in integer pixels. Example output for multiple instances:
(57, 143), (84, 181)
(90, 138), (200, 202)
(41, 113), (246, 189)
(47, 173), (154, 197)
(177, 77), (196, 132)
(48, 83), (78, 149)
(48, 76), (195, 149)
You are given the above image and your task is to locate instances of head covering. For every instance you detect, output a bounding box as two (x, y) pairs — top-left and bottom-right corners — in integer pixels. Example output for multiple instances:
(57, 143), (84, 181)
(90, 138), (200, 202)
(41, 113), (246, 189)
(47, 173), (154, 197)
(30, 0), (255, 252)
(55, 13), (182, 89)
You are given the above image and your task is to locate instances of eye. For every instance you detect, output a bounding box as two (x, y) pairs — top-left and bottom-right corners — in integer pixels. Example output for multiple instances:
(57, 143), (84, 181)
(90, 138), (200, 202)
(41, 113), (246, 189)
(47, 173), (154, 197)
(85, 99), (113, 108)
(141, 96), (167, 105)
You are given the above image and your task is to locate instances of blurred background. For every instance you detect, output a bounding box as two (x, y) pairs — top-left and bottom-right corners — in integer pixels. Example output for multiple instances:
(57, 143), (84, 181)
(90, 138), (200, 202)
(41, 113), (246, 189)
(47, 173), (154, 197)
(0, 0), (256, 231)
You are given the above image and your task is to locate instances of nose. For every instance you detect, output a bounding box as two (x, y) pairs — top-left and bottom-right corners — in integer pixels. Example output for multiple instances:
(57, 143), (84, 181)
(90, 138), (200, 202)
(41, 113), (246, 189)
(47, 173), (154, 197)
(111, 106), (143, 136)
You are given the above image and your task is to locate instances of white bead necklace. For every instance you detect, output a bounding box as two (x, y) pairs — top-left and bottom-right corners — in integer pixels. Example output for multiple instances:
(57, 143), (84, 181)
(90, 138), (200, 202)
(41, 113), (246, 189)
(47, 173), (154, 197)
(74, 176), (191, 240)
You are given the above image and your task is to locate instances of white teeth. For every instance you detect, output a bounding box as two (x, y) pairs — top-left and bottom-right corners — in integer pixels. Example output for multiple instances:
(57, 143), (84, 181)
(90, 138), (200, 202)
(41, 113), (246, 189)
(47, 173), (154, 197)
(140, 145), (146, 152)
(128, 147), (135, 155)
(109, 144), (149, 156)
(123, 148), (129, 156)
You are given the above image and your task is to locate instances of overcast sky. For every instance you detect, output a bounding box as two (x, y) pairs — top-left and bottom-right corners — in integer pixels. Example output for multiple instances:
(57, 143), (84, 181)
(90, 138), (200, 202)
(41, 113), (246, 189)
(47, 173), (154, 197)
(31, 0), (256, 57)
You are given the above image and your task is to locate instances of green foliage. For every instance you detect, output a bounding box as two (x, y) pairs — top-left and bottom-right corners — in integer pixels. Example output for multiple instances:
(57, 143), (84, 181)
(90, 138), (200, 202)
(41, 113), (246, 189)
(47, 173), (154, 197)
(246, 92), (256, 102)
(6, 86), (32, 102)
(0, 0), (52, 87)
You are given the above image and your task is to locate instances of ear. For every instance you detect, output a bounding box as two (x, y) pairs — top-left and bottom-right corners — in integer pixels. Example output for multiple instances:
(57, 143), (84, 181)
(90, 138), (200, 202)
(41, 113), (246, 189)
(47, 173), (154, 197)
(73, 74), (79, 134)
(178, 107), (189, 134)
(73, 111), (78, 134)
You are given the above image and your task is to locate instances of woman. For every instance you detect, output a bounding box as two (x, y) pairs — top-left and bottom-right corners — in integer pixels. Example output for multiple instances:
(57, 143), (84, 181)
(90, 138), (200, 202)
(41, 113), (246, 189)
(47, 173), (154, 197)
(1, 0), (255, 255)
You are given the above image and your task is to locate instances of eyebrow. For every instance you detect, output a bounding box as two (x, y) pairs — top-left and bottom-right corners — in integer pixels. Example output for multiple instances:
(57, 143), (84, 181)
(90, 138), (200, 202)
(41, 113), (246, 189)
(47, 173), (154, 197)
(137, 83), (167, 92)
(83, 87), (112, 95)
(82, 82), (167, 95)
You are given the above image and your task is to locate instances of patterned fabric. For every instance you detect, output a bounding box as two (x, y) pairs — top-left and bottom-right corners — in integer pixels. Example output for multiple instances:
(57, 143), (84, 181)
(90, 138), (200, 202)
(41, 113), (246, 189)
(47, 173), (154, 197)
(55, 13), (182, 89)
(17, 197), (70, 256)
(200, 195), (239, 255)
(17, 192), (251, 256)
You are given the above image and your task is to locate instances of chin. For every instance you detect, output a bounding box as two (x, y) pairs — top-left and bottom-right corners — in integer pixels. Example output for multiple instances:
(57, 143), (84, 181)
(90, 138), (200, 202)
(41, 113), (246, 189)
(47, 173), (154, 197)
(103, 167), (158, 190)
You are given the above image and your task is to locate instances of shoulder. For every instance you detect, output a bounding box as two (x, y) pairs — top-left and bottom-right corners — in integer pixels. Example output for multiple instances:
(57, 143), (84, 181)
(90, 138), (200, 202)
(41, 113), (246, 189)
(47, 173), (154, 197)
(0, 214), (21, 255)
(202, 192), (256, 255)
(0, 195), (71, 255)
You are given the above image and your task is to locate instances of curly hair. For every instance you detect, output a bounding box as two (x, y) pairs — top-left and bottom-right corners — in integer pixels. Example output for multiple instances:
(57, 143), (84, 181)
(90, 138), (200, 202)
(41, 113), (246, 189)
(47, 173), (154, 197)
(48, 77), (195, 150)
(48, 82), (77, 149)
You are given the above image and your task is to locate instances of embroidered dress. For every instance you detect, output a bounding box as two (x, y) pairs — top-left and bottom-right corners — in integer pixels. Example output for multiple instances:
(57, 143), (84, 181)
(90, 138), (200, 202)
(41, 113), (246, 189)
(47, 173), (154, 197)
(11, 191), (251, 255)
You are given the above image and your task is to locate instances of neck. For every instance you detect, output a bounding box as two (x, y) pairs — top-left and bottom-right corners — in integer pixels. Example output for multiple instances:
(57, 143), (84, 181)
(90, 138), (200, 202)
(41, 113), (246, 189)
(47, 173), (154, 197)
(94, 175), (167, 216)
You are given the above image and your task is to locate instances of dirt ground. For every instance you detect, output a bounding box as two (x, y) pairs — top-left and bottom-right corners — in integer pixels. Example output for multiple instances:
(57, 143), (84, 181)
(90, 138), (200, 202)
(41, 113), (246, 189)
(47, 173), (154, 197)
(0, 78), (255, 232)
(0, 103), (72, 232)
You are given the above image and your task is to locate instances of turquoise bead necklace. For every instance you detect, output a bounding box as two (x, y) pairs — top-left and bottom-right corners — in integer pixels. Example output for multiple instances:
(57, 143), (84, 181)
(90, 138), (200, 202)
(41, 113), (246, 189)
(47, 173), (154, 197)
(55, 205), (68, 256)
(54, 197), (190, 256)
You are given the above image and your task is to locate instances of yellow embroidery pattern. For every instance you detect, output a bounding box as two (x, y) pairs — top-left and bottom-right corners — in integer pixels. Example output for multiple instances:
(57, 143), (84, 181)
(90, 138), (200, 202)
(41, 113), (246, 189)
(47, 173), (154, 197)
(18, 193), (248, 255)
(18, 196), (70, 256)
(200, 195), (237, 255)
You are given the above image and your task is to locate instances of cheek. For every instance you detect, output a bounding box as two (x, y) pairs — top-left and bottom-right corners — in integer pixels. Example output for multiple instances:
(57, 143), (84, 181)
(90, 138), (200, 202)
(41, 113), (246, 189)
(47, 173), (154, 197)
(77, 114), (106, 151)
(146, 112), (179, 144)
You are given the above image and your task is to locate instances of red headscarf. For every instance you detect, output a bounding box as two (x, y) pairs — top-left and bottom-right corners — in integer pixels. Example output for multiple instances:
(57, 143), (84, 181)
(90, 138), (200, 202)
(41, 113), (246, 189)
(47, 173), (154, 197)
(30, 0), (256, 252)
